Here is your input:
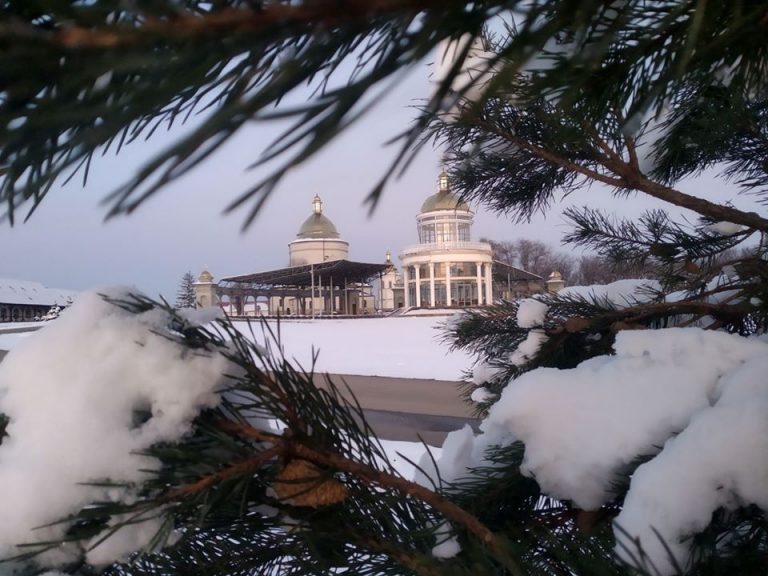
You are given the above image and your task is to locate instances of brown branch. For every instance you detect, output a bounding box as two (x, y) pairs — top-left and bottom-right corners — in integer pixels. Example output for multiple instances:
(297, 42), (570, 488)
(0, 0), (446, 49)
(215, 420), (523, 575)
(624, 133), (640, 171)
(471, 115), (628, 188)
(162, 445), (281, 501)
(602, 156), (768, 233)
(467, 108), (768, 233)
(356, 536), (446, 576)
(553, 299), (748, 337)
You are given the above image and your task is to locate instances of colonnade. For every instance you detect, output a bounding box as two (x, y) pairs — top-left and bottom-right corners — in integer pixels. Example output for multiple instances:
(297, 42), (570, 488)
(402, 261), (493, 308)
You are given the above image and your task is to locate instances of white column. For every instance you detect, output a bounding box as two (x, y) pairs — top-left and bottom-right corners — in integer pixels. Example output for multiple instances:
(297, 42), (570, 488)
(415, 265), (421, 307)
(476, 262), (483, 305)
(403, 267), (410, 308)
(446, 261), (452, 306)
(429, 263), (435, 307)
(485, 262), (494, 304)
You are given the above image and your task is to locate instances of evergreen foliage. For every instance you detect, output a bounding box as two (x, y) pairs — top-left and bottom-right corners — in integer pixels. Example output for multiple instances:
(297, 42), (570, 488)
(2, 1), (768, 575)
(175, 271), (196, 309)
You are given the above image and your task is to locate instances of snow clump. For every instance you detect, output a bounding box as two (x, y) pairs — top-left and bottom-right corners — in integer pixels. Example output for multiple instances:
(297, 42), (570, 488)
(705, 221), (745, 235)
(509, 329), (547, 366)
(470, 386), (495, 403)
(516, 298), (548, 328)
(0, 289), (231, 567)
(559, 279), (661, 307)
(427, 326), (768, 575)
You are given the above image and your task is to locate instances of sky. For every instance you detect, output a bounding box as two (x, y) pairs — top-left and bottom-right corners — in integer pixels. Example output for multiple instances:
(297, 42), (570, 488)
(0, 52), (762, 299)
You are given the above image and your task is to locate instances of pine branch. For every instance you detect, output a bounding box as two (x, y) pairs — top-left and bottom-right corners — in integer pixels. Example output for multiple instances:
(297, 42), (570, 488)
(211, 419), (523, 576)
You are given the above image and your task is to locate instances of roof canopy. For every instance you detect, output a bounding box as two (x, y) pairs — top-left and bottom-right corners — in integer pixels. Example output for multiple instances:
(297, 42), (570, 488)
(0, 278), (77, 306)
(491, 261), (544, 282)
(220, 259), (390, 289)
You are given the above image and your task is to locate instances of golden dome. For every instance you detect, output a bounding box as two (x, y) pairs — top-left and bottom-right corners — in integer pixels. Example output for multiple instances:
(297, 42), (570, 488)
(297, 195), (341, 239)
(198, 270), (214, 283)
(420, 170), (470, 213)
(420, 192), (470, 213)
(548, 271), (563, 280)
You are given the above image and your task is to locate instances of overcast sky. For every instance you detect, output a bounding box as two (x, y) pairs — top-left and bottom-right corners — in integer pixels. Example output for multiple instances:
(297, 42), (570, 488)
(0, 54), (761, 299)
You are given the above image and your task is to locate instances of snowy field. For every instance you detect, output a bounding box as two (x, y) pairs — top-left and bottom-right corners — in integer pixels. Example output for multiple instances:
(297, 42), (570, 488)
(0, 332), (33, 351)
(0, 323), (42, 353)
(233, 316), (473, 381)
(0, 322), (43, 333)
(0, 316), (474, 382)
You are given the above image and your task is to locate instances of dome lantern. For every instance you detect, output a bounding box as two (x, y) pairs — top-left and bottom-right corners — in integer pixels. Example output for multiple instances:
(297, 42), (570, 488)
(312, 194), (323, 215)
(438, 170), (450, 192)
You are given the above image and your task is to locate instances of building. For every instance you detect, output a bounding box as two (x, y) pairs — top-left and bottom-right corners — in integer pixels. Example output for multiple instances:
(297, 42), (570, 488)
(289, 195), (350, 266)
(0, 278), (77, 322)
(195, 196), (389, 317)
(195, 170), (556, 316)
(378, 251), (405, 311)
(398, 171), (545, 307)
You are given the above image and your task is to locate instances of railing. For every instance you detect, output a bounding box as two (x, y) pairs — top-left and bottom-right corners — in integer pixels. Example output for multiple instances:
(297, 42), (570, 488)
(399, 241), (492, 257)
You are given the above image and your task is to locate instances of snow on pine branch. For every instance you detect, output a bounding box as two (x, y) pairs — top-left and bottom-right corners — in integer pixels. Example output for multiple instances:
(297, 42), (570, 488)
(0, 290), (231, 568)
(431, 326), (768, 575)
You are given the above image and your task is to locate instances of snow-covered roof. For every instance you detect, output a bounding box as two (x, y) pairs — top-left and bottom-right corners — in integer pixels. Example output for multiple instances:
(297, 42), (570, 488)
(0, 278), (78, 307)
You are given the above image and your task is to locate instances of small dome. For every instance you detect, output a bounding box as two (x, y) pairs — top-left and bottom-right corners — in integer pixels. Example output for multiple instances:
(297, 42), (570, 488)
(297, 213), (340, 239)
(548, 271), (563, 280)
(296, 195), (341, 239)
(420, 192), (470, 213)
(421, 169), (470, 213)
(198, 270), (213, 283)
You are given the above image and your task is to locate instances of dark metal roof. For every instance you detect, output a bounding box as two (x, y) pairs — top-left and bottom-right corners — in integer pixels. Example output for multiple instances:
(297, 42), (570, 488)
(220, 259), (389, 288)
(491, 260), (544, 282)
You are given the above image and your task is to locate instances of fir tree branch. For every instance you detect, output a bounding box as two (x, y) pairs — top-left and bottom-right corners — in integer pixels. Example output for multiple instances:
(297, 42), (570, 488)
(214, 419), (524, 576)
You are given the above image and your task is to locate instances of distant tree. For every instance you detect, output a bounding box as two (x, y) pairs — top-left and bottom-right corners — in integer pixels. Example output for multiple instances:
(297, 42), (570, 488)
(175, 272), (196, 309)
(485, 238), (661, 286)
(483, 237), (575, 281)
(569, 254), (657, 286)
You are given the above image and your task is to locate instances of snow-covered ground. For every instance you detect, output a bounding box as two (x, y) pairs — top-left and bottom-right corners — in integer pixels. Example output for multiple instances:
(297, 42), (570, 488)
(0, 331), (34, 351)
(234, 316), (472, 381)
(1, 316), (473, 382)
(0, 322), (43, 333)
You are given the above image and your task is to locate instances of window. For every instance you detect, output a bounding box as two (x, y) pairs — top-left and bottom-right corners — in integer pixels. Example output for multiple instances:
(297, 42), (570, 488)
(434, 281), (447, 306)
(420, 282), (431, 306)
(420, 224), (435, 244)
(450, 262), (477, 277)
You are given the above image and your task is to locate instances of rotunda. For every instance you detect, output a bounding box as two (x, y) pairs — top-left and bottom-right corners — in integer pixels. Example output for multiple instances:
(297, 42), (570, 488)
(399, 171), (493, 308)
(288, 195), (349, 266)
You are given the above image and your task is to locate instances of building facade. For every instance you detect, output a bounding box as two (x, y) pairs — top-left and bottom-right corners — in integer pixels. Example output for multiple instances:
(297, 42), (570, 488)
(399, 171), (494, 308)
(0, 278), (77, 322)
(194, 170), (559, 315)
(195, 196), (381, 317)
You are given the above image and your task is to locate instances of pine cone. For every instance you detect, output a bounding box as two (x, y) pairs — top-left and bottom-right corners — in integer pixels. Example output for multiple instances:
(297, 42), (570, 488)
(273, 459), (348, 508)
